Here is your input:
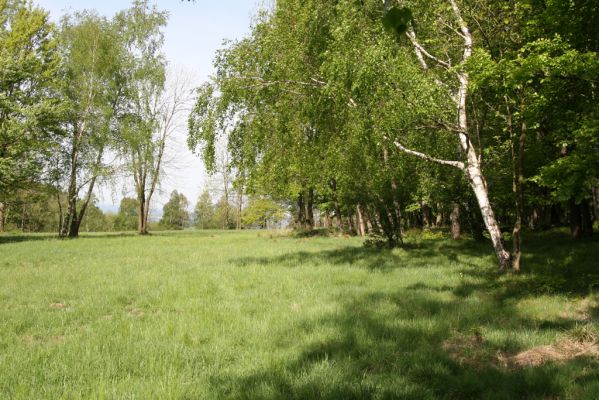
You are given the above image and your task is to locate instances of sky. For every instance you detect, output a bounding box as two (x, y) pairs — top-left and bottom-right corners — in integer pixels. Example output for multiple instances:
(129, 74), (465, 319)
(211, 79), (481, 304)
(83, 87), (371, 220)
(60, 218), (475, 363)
(34, 0), (261, 213)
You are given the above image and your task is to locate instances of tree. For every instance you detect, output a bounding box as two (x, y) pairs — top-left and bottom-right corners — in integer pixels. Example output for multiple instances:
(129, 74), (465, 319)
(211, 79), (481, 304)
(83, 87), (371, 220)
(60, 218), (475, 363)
(160, 190), (190, 230)
(382, 1), (511, 268)
(114, 197), (138, 231)
(0, 0), (64, 232)
(242, 197), (285, 229)
(115, 0), (181, 235)
(79, 199), (106, 232)
(187, 0), (598, 270)
(57, 11), (124, 237)
(212, 195), (237, 230)
(193, 190), (214, 229)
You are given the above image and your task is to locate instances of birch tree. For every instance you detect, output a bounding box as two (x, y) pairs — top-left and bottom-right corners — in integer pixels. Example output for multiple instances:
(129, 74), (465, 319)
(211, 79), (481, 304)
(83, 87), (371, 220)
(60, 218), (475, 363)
(385, 0), (512, 268)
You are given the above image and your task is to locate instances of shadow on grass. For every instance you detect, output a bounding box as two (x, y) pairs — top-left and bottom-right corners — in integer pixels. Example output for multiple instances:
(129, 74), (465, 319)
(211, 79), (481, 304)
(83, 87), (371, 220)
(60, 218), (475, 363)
(453, 231), (599, 300)
(0, 229), (222, 244)
(235, 246), (406, 272)
(207, 288), (598, 399)
(0, 233), (57, 244)
(214, 231), (599, 398)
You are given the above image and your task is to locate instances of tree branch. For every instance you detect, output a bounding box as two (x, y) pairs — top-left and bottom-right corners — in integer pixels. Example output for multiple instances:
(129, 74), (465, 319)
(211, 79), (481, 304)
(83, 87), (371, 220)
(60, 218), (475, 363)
(390, 138), (465, 170)
(405, 29), (451, 69)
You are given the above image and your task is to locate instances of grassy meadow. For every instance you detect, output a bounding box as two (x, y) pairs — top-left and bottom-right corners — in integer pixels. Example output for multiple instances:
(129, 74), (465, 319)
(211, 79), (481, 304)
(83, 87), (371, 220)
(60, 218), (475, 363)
(1, 229), (598, 399)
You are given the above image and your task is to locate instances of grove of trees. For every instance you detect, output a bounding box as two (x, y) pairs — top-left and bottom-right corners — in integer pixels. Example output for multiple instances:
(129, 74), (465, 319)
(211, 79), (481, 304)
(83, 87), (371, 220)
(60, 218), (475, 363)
(188, 0), (599, 270)
(0, 0), (191, 237)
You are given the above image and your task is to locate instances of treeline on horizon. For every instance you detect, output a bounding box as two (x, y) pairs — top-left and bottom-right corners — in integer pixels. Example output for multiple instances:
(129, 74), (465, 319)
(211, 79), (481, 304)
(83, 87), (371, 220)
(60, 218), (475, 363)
(1, 186), (287, 233)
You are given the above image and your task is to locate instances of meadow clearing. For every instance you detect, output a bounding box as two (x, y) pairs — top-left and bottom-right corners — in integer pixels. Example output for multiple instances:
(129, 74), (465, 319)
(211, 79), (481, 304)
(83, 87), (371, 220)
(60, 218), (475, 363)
(1, 230), (598, 399)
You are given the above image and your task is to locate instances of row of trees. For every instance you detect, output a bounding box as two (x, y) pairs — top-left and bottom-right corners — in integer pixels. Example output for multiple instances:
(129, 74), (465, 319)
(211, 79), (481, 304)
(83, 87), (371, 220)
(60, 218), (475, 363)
(0, 186), (286, 232)
(188, 0), (599, 270)
(0, 0), (191, 237)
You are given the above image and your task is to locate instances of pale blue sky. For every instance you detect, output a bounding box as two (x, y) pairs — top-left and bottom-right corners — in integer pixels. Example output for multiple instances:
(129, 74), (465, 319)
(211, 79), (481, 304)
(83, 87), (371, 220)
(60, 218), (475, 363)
(34, 0), (261, 212)
(36, 0), (260, 80)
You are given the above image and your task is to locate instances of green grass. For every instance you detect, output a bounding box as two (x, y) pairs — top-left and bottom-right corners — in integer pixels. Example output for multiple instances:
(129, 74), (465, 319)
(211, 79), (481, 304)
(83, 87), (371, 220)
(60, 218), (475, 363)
(1, 229), (598, 399)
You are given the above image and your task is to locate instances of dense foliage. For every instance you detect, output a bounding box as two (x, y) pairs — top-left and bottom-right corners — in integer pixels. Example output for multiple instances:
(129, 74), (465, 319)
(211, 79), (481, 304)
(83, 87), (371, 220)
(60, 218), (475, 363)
(188, 0), (599, 269)
(160, 190), (190, 230)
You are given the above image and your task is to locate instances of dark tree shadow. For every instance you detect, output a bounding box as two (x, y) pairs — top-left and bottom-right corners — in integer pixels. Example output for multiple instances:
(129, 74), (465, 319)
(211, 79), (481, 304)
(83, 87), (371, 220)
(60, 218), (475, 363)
(0, 234), (57, 244)
(203, 288), (598, 399)
(234, 247), (406, 272)
(215, 230), (599, 399)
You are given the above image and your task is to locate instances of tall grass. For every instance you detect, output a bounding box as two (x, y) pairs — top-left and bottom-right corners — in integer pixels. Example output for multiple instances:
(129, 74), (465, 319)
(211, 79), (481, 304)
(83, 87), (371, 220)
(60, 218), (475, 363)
(0, 229), (598, 399)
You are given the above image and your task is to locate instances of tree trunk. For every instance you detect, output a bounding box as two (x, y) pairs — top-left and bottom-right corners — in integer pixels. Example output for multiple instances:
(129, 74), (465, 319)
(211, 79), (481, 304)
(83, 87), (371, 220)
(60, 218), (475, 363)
(62, 152), (78, 237)
(568, 198), (594, 238)
(581, 199), (594, 237)
(569, 198), (582, 239)
(0, 202), (5, 233)
(510, 118), (526, 272)
(435, 203), (443, 227)
(306, 188), (314, 229)
(450, 202), (460, 240)
(383, 146), (404, 241)
(356, 205), (366, 237)
(421, 201), (432, 229)
(593, 184), (599, 222)
(138, 192), (148, 235)
(68, 213), (80, 238)
(364, 207), (380, 235)
(55, 190), (63, 235)
(297, 192), (306, 229)
(237, 190), (243, 230)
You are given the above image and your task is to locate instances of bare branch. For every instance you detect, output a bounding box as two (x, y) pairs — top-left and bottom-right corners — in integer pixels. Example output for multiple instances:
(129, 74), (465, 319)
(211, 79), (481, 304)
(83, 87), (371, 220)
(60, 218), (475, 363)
(435, 15), (468, 40)
(390, 138), (465, 170)
(405, 29), (451, 69)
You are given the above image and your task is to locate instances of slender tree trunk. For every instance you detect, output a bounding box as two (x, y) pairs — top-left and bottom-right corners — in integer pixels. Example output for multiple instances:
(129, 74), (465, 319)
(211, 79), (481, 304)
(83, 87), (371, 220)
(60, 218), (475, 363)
(580, 199), (594, 237)
(236, 190), (243, 230)
(55, 189), (63, 235)
(567, 198), (593, 238)
(378, 206), (397, 246)
(138, 191), (148, 235)
(0, 201), (6, 233)
(509, 110), (527, 272)
(356, 205), (366, 237)
(421, 201), (432, 229)
(306, 187), (314, 229)
(435, 203), (443, 227)
(593, 184), (599, 222)
(70, 148), (103, 238)
(62, 139), (79, 237)
(0, 202), (5, 233)
(450, 202), (461, 239)
(569, 198), (582, 239)
(297, 192), (306, 229)
(383, 146), (404, 241)
(364, 207), (380, 235)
